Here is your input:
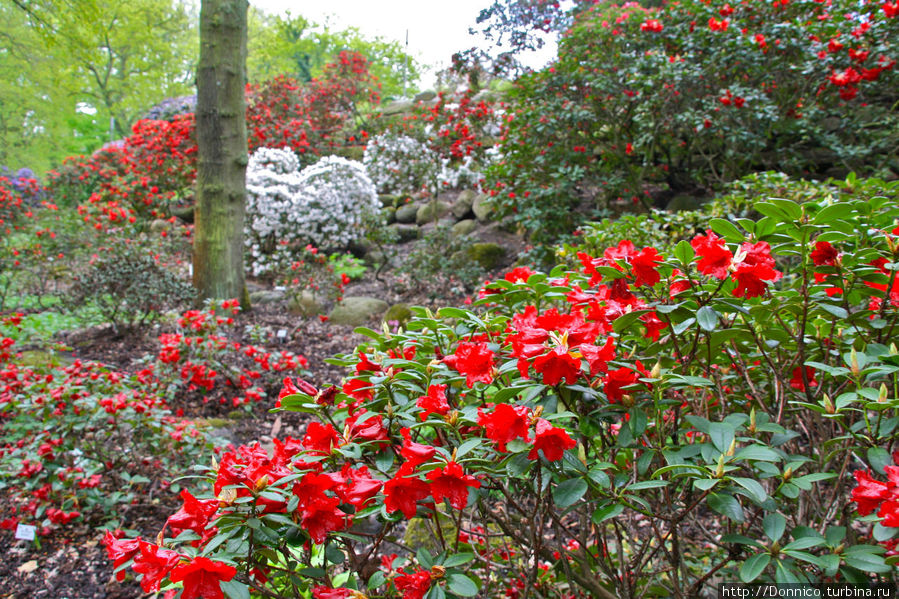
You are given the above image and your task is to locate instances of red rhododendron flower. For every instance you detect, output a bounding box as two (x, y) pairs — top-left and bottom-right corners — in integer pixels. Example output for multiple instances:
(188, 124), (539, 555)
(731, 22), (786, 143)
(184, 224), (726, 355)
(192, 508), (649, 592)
(852, 470), (891, 516)
(395, 568), (432, 599)
(732, 241), (781, 298)
(580, 336), (616, 375)
(528, 419), (576, 462)
(303, 421), (340, 455)
(691, 231), (733, 279)
(444, 341), (495, 387)
(166, 489), (218, 537)
(336, 464), (383, 510)
(346, 410), (389, 446)
(342, 377), (373, 401)
(604, 367), (640, 402)
(789, 366), (817, 391)
(504, 266), (535, 283)
(399, 428), (436, 468)
(427, 461), (481, 509)
(312, 586), (351, 599)
(384, 464), (431, 518)
(417, 384), (450, 420)
(300, 494), (348, 543)
(533, 346), (582, 385)
(132, 541), (181, 593)
(169, 557), (236, 599)
(478, 403), (531, 451)
(102, 530), (141, 581)
(631, 247), (662, 287)
(811, 240), (838, 266)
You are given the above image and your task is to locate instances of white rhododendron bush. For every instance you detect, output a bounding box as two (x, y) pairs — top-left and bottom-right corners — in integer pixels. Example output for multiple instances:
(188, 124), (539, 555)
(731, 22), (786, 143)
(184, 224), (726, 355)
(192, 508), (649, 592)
(245, 148), (379, 276)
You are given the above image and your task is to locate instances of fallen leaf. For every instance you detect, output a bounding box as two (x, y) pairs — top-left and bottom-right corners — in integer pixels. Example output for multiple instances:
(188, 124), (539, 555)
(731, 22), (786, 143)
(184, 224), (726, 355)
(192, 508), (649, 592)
(17, 560), (38, 574)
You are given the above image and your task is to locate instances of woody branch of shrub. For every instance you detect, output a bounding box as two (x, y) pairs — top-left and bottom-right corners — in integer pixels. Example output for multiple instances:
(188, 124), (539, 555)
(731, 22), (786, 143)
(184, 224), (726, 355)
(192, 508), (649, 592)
(104, 189), (899, 598)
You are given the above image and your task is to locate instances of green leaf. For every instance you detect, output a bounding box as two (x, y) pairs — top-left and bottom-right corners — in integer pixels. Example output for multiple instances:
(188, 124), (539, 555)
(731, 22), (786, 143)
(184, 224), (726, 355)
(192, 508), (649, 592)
(554, 478), (588, 508)
(221, 580), (251, 599)
(592, 503), (624, 524)
(696, 306), (718, 332)
(734, 445), (781, 462)
(455, 438), (482, 460)
(625, 480), (669, 491)
(612, 309), (652, 334)
(730, 477), (768, 504)
(708, 422), (735, 453)
(817, 303), (849, 319)
(674, 239), (695, 264)
(708, 493), (744, 522)
(709, 218), (744, 243)
(783, 537), (824, 551)
(867, 447), (892, 475)
(368, 571), (387, 589)
(763, 513), (786, 543)
(442, 552), (475, 568)
(447, 573), (479, 597)
(739, 553), (770, 583)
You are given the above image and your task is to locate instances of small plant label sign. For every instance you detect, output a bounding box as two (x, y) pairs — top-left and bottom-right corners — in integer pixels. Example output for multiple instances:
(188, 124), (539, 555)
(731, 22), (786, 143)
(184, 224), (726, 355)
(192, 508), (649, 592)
(15, 523), (36, 541)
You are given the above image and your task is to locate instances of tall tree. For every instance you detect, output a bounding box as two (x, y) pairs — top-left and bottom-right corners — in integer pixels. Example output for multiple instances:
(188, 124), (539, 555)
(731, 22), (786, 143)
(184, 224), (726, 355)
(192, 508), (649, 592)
(3, 0), (196, 172)
(192, 0), (249, 305)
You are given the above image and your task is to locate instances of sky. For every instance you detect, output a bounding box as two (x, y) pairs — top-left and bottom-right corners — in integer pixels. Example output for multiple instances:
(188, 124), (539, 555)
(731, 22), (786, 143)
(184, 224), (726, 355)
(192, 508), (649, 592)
(251, 0), (557, 87)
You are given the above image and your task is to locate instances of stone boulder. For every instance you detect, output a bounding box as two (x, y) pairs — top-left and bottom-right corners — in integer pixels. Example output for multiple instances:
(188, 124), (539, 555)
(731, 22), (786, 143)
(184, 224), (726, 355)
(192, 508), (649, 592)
(451, 219), (477, 237)
(472, 193), (493, 222)
(395, 203), (419, 224)
(467, 242), (506, 270)
(452, 189), (477, 219)
(388, 223), (420, 243)
(416, 200), (452, 225)
(287, 292), (322, 317)
(328, 296), (389, 326)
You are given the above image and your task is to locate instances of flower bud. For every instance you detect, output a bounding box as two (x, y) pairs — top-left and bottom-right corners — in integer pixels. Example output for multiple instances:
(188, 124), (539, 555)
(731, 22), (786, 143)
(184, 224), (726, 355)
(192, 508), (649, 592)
(850, 348), (860, 377)
(748, 408), (756, 433)
(650, 361), (661, 379)
(445, 410), (459, 427)
(218, 487), (237, 505)
(577, 442), (587, 467)
(255, 474), (270, 491)
(622, 394), (635, 407)
(726, 438), (736, 457)
(822, 394), (835, 414)
(349, 592), (368, 599)
(715, 454), (725, 478)
(879, 383), (889, 403)
(430, 565), (446, 579)
(783, 467), (793, 481)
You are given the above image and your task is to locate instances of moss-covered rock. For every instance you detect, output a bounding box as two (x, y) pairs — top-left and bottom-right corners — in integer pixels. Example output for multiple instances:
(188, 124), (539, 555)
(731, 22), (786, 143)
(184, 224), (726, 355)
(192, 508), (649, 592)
(395, 203), (419, 224)
(328, 296), (389, 326)
(287, 292), (323, 317)
(452, 189), (477, 219)
(472, 193), (493, 222)
(451, 219), (477, 237)
(388, 223), (420, 243)
(383, 303), (413, 326)
(467, 242), (506, 269)
(416, 200), (452, 225)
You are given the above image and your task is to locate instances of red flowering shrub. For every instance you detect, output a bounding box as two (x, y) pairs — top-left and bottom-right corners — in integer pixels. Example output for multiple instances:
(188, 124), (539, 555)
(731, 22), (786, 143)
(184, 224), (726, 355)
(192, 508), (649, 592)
(488, 0), (899, 247)
(246, 51), (380, 163)
(0, 322), (211, 535)
(142, 299), (309, 410)
(107, 182), (899, 596)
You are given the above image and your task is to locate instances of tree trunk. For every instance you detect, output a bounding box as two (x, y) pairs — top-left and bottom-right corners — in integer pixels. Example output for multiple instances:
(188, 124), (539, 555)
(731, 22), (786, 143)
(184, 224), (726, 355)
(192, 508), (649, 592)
(192, 0), (249, 307)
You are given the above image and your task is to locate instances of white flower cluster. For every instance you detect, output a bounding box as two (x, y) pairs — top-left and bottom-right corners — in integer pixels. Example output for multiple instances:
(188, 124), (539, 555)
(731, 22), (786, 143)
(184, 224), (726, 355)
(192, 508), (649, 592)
(438, 155), (483, 190)
(362, 133), (439, 195)
(245, 148), (379, 277)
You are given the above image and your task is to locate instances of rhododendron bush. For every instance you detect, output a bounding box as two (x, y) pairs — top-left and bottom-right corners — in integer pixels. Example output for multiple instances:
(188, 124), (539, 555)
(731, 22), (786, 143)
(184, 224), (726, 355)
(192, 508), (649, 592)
(245, 148), (380, 277)
(488, 0), (899, 246)
(108, 184), (899, 597)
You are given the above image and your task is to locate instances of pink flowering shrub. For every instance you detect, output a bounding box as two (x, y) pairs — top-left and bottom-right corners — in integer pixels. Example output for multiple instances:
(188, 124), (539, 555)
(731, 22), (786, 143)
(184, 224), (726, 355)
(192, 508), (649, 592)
(106, 181), (899, 596)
